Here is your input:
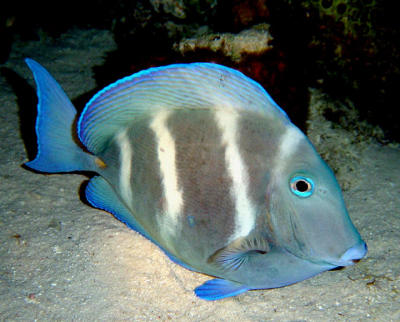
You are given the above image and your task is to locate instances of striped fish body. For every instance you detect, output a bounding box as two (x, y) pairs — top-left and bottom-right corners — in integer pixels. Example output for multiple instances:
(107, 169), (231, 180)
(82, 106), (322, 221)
(98, 108), (282, 273)
(25, 59), (367, 300)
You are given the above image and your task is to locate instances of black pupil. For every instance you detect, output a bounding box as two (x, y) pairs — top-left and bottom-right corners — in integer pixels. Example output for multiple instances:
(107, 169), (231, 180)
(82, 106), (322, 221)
(296, 180), (309, 192)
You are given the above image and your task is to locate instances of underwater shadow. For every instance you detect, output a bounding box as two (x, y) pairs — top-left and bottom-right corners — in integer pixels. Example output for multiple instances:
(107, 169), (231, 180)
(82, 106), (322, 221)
(1, 66), (38, 161)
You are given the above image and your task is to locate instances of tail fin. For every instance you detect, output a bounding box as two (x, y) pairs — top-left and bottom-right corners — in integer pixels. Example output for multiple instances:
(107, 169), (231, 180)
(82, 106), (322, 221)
(25, 58), (93, 173)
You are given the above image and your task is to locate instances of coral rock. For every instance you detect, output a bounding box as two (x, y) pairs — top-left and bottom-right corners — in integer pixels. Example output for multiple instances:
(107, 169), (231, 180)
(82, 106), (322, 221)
(176, 24), (273, 62)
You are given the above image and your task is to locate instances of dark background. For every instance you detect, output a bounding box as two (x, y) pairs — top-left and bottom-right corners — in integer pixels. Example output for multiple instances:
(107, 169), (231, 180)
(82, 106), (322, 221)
(2, 0), (399, 141)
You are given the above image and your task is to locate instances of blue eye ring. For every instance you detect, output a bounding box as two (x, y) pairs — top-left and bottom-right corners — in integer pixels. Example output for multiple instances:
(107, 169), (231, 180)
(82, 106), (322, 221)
(290, 176), (314, 198)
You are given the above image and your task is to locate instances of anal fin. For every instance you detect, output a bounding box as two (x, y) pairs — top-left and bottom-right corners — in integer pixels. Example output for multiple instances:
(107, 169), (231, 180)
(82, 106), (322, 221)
(85, 176), (195, 271)
(85, 176), (149, 238)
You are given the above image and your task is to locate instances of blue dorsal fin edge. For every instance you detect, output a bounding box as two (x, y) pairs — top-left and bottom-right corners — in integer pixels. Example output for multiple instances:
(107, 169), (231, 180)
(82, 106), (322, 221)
(85, 176), (195, 271)
(77, 62), (289, 155)
(25, 58), (94, 173)
(194, 278), (249, 301)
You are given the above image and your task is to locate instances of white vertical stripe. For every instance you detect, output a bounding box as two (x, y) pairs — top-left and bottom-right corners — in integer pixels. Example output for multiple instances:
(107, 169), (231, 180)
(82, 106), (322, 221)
(275, 126), (303, 173)
(215, 108), (255, 240)
(116, 128), (133, 205)
(150, 110), (183, 224)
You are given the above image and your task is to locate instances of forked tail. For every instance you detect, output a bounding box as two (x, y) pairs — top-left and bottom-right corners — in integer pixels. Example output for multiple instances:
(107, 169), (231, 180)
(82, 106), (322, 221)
(25, 59), (94, 173)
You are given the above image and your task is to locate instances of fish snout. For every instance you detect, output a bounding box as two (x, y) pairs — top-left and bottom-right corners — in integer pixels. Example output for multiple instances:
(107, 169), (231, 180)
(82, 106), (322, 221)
(337, 241), (368, 266)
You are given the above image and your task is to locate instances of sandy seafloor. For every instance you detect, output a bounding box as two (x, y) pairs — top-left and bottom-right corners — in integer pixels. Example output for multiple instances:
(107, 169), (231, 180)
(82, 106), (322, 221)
(0, 29), (399, 321)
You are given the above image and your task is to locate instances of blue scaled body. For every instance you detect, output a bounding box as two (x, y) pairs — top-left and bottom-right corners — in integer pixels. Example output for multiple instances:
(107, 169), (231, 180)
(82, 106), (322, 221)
(25, 59), (367, 300)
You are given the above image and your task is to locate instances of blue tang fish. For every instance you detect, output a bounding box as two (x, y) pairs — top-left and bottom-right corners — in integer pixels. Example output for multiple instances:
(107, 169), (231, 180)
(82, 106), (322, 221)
(25, 58), (367, 300)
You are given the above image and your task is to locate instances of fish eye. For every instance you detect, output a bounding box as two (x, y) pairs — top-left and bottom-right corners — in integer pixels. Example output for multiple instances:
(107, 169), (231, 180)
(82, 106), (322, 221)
(290, 176), (314, 198)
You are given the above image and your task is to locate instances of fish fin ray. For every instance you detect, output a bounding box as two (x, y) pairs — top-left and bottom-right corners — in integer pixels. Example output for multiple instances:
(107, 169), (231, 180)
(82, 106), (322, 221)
(85, 176), (195, 271)
(209, 235), (270, 272)
(25, 58), (93, 172)
(85, 176), (149, 237)
(194, 278), (249, 300)
(78, 63), (288, 154)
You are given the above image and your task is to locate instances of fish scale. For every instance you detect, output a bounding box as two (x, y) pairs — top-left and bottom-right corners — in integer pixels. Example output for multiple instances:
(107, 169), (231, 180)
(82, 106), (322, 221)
(24, 58), (367, 300)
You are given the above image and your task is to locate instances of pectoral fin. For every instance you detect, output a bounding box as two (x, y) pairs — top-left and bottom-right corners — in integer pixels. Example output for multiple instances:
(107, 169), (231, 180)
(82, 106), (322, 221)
(195, 278), (249, 301)
(208, 235), (270, 271)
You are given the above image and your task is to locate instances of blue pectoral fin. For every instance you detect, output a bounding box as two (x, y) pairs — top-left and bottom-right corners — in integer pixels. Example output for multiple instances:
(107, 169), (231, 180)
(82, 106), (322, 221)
(194, 279), (249, 301)
(209, 235), (271, 271)
(25, 58), (93, 173)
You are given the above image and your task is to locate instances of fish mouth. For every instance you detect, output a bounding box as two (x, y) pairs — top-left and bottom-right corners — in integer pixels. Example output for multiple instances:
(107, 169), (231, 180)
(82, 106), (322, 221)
(283, 240), (367, 269)
(340, 240), (368, 263)
(326, 240), (368, 267)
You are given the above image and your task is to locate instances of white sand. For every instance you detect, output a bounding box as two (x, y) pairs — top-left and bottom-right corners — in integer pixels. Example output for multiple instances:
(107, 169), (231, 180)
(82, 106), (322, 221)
(0, 29), (399, 321)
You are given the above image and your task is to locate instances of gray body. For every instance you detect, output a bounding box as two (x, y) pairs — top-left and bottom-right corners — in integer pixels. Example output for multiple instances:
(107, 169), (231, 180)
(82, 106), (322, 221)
(25, 59), (367, 300)
(97, 107), (362, 288)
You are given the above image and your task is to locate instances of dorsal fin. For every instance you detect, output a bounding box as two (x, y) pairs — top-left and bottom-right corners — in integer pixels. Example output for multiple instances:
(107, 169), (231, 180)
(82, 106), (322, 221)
(208, 235), (271, 271)
(77, 63), (288, 154)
